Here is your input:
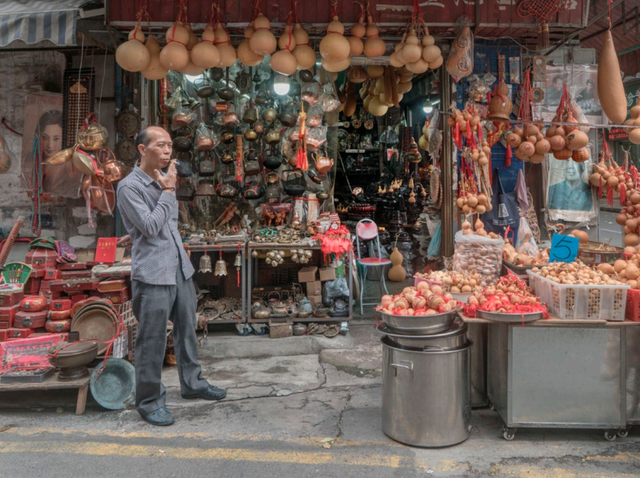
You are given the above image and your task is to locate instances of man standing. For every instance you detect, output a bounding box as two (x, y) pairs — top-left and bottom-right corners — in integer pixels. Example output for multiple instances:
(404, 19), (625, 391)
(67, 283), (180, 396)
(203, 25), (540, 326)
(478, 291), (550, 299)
(117, 126), (226, 427)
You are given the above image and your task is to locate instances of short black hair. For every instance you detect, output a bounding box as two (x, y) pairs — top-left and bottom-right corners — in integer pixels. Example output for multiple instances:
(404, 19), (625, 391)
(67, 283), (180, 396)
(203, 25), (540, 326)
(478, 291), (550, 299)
(553, 76), (563, 84)
(586, 79), (593, 86)
(135, 128), (154, 160)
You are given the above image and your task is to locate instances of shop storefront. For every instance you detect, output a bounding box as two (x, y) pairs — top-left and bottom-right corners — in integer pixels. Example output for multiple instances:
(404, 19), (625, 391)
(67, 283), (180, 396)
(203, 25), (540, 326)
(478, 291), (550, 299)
(0, 0), (639, 443)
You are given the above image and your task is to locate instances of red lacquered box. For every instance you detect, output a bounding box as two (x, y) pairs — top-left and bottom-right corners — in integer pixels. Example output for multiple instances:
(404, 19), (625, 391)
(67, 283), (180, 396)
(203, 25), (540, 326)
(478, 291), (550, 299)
(0, 290), (24, 307)
(14, 310), (48, 329)
(50, 299), (73, 311)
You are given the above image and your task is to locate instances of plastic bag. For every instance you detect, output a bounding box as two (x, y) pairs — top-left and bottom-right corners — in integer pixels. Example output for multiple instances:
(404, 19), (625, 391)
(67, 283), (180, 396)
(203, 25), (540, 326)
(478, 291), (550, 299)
(323, 277), (350, 306)
(171, 104), (194, 129)
(321, 82), (340, 113)
(514, 216), (539, 257)
(306, 104), (324, 128)
(301, 82), (321, 106)
(306, 126), (327, 150)
(427, 223), (442, 258)
(195, 123), (216, 151)
(453, 230), (504, 287)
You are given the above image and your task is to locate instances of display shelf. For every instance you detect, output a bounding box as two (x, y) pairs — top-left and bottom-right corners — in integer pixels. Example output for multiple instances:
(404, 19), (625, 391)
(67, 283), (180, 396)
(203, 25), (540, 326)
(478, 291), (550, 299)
(246, 243), (354, 325)
(188, 243), (248, 324)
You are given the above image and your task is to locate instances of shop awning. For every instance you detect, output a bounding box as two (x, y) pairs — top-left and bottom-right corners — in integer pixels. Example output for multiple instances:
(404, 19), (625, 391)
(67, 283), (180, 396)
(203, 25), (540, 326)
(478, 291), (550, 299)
(0, 0), (94, 47)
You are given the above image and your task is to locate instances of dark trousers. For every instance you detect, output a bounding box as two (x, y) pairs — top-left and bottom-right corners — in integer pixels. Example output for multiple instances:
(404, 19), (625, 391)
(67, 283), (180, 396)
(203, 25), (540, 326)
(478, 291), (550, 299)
(131, 270), (208, 416)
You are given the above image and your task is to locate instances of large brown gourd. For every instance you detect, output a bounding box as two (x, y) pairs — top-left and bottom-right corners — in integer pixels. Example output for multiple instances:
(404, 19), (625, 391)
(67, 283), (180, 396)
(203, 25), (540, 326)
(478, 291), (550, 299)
(597, 30), (627, 125)
(388, 247), (406, 281)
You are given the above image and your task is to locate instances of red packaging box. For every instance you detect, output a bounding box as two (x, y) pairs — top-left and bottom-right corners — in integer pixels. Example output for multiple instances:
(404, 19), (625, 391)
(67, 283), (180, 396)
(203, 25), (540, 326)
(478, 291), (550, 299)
(71, 294), (89, 304)
(24, 278), (42, 294)
(0, 333), (64, 367)
(0, 304), (20, 323)
(50, 299), (73, 311)
(43, 269), (61, 280)
(60, 270), (93, 279)
(0, 328), (34, 342)
(25, 249), (58, 269)
(14, 310), (48, 329)
(0, 290), (24, 307)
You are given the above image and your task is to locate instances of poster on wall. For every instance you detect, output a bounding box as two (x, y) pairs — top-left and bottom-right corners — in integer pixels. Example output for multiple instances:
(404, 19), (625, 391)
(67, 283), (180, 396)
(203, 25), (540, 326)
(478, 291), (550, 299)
(21, 93), (84, 199)
(539, 65), (599, 226)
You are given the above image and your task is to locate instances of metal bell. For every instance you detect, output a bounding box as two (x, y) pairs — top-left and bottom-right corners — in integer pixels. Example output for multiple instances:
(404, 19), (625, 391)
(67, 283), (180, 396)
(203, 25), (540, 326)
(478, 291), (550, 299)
(234, 253), (242, 268)
(214, 258), (228, 276)
(199, 253), (212, 273)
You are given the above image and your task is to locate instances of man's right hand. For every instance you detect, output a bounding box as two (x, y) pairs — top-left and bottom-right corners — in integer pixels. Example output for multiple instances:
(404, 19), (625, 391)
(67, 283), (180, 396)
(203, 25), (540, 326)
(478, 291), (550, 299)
(155, 160), (177, 191)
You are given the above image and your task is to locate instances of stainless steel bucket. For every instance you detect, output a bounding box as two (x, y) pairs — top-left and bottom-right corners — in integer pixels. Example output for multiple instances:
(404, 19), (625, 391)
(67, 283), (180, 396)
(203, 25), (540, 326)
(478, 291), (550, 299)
(381, 337), (471, 447)
(378, 308), (460, 335)
(468, 322), (489, 408)
(376, 317), (469, 350)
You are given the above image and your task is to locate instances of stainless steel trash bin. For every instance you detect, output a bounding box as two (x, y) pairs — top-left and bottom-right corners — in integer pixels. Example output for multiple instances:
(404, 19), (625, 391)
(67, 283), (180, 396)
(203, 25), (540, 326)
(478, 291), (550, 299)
(468, 322), (488, 408)
(381, 337), (472, 447)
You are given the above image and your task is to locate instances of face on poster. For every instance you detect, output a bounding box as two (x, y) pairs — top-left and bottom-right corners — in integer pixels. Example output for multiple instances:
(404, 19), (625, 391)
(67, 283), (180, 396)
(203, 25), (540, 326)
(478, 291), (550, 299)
(541, 64), (603, 121)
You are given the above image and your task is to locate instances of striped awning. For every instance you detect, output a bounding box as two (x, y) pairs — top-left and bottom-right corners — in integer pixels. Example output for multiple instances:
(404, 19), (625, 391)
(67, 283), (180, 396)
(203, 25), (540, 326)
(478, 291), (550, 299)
(0, 1), (92, 47)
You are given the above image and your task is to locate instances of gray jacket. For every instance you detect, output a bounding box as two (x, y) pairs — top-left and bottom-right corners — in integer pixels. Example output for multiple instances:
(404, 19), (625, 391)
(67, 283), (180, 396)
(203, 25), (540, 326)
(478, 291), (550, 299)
(116, 166), (194, 285)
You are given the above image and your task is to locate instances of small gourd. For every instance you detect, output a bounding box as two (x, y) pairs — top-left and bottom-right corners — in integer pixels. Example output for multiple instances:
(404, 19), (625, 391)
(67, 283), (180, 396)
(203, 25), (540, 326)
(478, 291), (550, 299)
(388, 242), (407, 282)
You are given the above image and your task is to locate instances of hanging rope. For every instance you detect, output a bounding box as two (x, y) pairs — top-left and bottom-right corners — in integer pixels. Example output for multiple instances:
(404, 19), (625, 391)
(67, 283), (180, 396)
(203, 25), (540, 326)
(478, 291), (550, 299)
(31, 136), (43, 235)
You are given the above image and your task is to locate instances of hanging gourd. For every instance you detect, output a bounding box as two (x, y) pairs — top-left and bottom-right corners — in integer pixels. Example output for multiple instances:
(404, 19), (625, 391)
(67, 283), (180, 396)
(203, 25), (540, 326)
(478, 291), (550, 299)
(238, 25), (264, 66)
(319, 14), (351, 63)
(363, 14), (386, 57)
(191, 24), (221, 69)
(250, 12), (277, 56)
(598, 30), (627, 125)
(292, 23), (315, 70)
(399, 27), (421, 64)
(388, 240), (407, 282)
(116, 26), (151, 72)
(270, 21), (297, 75)
(178, 25), (205, 75)
(421, 26), (442, 67)
(214, 23), (237, 68)
(348, 11), (365, 56)
(141, 34), (168, 80)
(160, 21), (190, 70)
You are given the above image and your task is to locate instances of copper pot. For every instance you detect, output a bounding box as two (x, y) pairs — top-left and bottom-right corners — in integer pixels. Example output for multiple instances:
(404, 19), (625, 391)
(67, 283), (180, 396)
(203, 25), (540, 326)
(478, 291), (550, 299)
(97, 149), (128, 183)
(223, 110), (239, 129)
(265, 130), (281, 145)
(221, 132), (235, 144)
(262, 108), (278, 125)
(313, 153), (334, 173)
(220, 151), (234, 164)
(254, 122), (265, 134)
(244, 129), (258, 142)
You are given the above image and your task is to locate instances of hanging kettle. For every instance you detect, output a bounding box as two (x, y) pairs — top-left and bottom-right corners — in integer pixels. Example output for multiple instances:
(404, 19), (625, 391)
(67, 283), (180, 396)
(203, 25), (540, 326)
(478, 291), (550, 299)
(312, 151), (334, 173)
(77, 113), (109, 151)
(243, 104), (258, 124)
(262, 107), (278, 125)
(173, 128), (193, 152)
(222, 106), (240, 129)
(194, 76), (216, 99)
(279, 104), (297, 127)
(176, 182), (196, 201)
(265, 129), (281, 145)
(198, 151), (215, 176)
(263, 150), (282, 170)
(96, 149), (128, 182)
(221, 131), (235, 144)
(196, 179), (215, 196)
(220, 149), (234, 164)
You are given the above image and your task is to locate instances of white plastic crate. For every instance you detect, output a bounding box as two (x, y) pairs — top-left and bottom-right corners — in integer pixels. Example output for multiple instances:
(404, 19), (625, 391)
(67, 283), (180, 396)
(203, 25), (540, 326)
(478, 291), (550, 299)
(527, 271), (629, 321)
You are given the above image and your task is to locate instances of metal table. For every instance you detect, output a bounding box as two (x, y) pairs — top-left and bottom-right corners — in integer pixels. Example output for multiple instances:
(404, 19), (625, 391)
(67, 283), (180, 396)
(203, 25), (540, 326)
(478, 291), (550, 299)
(462, 315), (640, 441)
(187, 243), (247, 331)
(246, 242), (353, 326)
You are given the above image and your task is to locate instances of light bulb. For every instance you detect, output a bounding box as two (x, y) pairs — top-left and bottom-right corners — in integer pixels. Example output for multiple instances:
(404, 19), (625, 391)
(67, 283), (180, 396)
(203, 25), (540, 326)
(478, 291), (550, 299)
(185, 74), (202, 83)
(273, 74), (290, 95)
(423, 105), (433, 113)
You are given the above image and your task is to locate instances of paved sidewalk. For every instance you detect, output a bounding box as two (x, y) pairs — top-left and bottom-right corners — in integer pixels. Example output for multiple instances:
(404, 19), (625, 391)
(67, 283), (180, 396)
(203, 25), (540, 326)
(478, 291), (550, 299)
(0, 321), (638, 477)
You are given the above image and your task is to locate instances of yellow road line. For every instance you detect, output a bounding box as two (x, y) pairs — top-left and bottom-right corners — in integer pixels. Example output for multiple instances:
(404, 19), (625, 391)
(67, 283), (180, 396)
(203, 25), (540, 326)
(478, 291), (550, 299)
(1, 427), (398, 448)
(0, 440), (408, 468)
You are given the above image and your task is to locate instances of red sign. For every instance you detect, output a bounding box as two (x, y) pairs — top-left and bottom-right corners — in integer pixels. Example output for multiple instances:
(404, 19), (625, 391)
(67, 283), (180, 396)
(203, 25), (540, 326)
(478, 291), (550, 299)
(608, 128), (629, 141)
(95, 237), (118, 264)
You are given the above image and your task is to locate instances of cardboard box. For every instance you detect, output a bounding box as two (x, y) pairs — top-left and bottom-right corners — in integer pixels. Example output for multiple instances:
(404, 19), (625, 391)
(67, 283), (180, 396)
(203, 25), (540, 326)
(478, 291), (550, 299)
(307, 294), (323, 306)
(297, 266), (318, 283)
(305, 281), (322, 296)
(319, 267), (336, 282)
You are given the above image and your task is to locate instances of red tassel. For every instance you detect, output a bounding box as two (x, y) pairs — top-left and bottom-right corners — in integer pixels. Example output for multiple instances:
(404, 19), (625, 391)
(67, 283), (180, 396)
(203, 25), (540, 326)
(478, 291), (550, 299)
(607, 185), (614, 206)
(296, 148), (308, 171)
(454, 122), (461, 149)
(620, 182), (627, 206)
(506, 145), (512, 168)
(599, 176), (603, 199)
(478, 124), (483, 144)
(632, 166), (639, 185)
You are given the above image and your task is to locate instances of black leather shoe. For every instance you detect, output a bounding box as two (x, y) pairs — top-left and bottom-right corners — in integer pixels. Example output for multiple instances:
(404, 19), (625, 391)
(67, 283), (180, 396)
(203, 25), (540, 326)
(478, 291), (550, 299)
(142, 407), (175, 426)
(181, 385), (227, 401)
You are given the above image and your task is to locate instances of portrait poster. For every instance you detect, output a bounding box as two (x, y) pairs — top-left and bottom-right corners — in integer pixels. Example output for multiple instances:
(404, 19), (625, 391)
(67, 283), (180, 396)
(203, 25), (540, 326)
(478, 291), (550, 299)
(539, 65), (599, 226)
(21, 92), (84, 199)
